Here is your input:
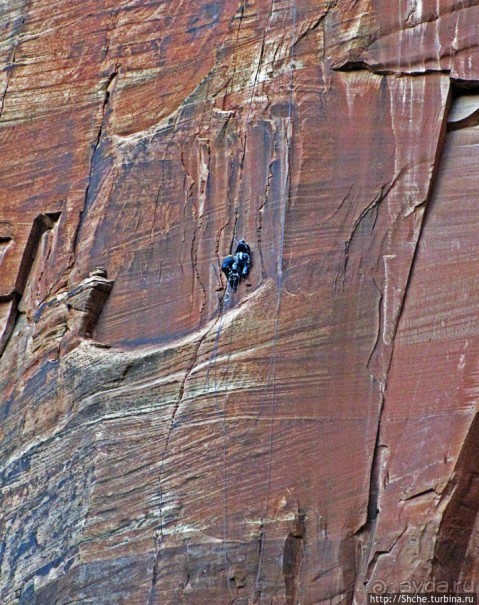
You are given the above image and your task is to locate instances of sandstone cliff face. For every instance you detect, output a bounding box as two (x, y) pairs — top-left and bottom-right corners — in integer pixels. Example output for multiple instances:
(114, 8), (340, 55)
(1, 1), (479, 604)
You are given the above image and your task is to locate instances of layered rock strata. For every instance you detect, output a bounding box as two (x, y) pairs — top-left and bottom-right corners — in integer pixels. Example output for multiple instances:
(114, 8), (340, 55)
(2, 2), (479, 604)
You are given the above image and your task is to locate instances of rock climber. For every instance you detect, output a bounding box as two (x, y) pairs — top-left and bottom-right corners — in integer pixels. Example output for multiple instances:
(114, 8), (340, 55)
(221, 240), (252, 291)
(222, 254), (240, 291)
(221, 254), (235, 277)
(236, 239), (250, 255)
(232, 250), (250, 278)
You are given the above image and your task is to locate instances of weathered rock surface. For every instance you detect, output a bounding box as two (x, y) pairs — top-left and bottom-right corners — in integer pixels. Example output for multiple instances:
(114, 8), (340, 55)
(2, 1), (479, 604)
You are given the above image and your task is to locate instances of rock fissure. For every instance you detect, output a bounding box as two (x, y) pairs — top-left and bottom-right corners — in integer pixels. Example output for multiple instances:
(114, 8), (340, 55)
(147, 321), (220, 605)
(72, 67), (120, 257)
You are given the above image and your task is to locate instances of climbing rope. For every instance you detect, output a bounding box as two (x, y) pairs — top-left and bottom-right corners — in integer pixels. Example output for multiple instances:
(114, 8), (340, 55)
(204, 280), (234, 595)
(253, 0), (296, 598)
(205, 0), (297, 597)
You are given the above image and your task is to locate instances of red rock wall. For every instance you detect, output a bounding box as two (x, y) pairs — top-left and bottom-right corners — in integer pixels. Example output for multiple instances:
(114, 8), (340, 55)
(1, 1), (479, 603)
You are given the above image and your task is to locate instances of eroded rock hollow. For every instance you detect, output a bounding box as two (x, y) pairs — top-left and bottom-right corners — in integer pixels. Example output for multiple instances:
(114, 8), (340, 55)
(2, 1), (479, 603)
